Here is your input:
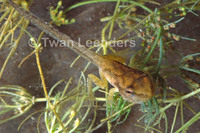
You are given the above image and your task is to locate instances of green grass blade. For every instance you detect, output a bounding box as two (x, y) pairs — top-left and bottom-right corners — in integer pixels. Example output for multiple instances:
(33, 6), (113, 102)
(143, 27), (162, 67)
(180, 66), (200, 75)
(175, 112), (200, 133)
(156, 37), (163, 73)
(65, 0), (152, 13)
(181, 52), (200, 62)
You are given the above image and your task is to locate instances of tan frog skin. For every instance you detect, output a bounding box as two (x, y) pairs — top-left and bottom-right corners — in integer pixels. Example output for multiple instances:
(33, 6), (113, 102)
(8, 0), (155, 103)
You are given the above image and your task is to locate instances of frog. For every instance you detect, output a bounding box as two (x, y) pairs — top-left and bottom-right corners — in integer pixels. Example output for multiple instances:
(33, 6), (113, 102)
(8, 0), (155, 103)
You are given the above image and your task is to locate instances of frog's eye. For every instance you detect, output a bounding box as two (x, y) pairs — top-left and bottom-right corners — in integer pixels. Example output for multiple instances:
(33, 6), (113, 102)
(125, 89), (134, 95)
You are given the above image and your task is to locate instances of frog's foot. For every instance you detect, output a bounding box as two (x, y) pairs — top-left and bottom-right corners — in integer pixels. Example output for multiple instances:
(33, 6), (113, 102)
(107, 88), (119, 105)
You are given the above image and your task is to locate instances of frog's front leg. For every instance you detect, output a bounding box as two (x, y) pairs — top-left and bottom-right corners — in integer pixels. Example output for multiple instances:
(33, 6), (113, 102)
(88, 70), (108, 90)
(87, 70), (108, 104)
(87, 70), (119, 104)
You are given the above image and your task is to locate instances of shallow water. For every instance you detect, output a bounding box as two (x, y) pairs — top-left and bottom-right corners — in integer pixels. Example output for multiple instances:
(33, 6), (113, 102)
(0, 0), (200, 132)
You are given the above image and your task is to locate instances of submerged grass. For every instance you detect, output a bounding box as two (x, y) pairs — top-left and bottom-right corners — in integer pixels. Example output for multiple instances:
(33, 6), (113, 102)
(0, 0), (30, 79)
(0, 0), (200, 132)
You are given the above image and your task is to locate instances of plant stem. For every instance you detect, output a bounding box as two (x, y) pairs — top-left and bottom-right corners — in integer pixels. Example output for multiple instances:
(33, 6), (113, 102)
(35, 48), (67, 133)
(34, 97), (55, 102)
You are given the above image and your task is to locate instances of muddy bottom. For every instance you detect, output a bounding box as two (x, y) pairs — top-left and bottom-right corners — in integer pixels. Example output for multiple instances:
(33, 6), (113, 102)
(0, 0), (200, 133)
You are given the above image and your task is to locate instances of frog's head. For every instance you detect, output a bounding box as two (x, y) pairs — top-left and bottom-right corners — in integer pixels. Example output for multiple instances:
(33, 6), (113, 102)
(99, 59), (155, 103)
(118, 74), (155, 103)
